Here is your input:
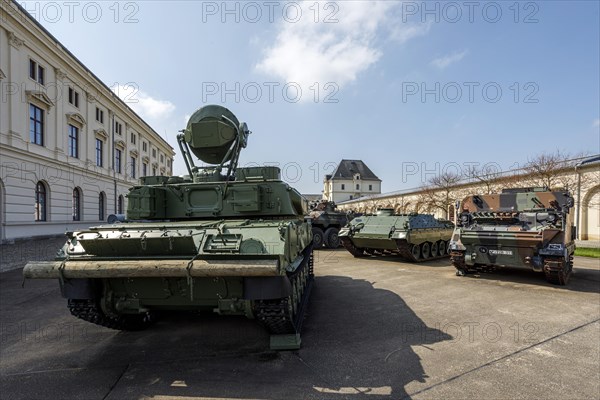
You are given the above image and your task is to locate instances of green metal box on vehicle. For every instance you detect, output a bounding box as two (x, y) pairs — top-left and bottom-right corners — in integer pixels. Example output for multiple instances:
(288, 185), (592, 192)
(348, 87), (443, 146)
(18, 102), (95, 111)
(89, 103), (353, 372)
(23, 105), (314, 350)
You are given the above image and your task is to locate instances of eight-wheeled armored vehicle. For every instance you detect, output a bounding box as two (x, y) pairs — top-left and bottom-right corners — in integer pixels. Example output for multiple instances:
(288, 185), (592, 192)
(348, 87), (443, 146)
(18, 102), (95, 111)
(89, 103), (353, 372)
(306, 200), (352, 249)
(449, 187), (576, 285)
(24, 105), (314, 350)
(339, 209), (454, 261)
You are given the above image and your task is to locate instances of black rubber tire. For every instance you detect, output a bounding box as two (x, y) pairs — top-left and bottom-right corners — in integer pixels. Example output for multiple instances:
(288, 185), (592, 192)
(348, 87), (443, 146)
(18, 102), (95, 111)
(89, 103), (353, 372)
(312, 227), (324, 248)
(421, 242), (431, 259)
(431, 241), (439, 257)
(411, 244), (421, 260)
(438, 240), (446, 256)
(324, 227), (340, 249)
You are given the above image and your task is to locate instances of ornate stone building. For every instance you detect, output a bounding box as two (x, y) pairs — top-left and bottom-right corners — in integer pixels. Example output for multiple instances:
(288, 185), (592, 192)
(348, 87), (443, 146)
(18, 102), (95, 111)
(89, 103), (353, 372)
(0, 1), (175, 241)
(337, 156), (600, 241)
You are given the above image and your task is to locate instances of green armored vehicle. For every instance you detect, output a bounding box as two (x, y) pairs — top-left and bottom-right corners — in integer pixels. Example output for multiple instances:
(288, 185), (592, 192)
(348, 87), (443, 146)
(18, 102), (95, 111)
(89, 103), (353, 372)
(306, 200), (352, 249)
(449, 188), (576, 285)
(24, 105), (313, 350)
(339, 209), (454, 261)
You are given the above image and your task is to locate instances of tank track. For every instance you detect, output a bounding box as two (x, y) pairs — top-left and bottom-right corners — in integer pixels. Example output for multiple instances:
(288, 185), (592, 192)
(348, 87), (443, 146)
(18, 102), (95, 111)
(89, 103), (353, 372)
(67, 299), (155, 331)
(395, 239), (450, 263)
(450, 251), (468, 276)
(255, 246), (314, 335)
(340, 237), (365, 257)
(543, 255), (573, 285)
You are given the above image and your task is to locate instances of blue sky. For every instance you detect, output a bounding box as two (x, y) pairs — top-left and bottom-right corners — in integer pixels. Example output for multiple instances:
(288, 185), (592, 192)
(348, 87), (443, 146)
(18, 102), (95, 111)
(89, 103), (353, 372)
(29, 0), (600, 194)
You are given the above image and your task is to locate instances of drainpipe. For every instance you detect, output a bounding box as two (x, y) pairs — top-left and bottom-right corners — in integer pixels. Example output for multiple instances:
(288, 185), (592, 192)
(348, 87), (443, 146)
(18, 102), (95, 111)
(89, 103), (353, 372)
(575, 161), (581, 239)
(112, 112), (117, 213)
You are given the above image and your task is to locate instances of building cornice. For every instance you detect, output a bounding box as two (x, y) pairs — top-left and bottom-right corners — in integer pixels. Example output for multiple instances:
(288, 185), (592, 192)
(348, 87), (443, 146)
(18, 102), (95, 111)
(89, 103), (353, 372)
(66, 112), (86, 126)
(8, 31), (24, 48)
(26, 90), (54, 108)
(94, 128), (109, 140)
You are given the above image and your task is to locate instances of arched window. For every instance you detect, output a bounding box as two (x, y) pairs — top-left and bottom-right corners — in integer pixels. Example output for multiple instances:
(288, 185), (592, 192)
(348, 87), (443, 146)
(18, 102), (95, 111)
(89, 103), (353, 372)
(35, 181), (47, 221)
(99, 192), (106, 221)
(118, 195), (124, 214)
(72, 188), (82, 221)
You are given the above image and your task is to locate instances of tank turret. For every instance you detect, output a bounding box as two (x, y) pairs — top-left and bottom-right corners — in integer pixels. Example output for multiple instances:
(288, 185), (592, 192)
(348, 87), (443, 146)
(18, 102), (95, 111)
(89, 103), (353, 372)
(127, 106), (306, 221)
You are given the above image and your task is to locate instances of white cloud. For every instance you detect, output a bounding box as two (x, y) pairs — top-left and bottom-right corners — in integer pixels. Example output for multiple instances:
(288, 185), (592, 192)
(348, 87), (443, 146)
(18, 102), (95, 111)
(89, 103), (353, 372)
(593, 118), (600, 127)
(256, 1), (428, 100)
(430, 50), (468, 69)
(389, 21), (432, 44)
(112, 84), (175, 120)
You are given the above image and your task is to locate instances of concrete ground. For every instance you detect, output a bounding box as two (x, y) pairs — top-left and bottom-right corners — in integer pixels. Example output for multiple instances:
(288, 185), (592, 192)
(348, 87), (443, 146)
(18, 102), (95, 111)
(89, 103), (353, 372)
(0, 246), (598, 400)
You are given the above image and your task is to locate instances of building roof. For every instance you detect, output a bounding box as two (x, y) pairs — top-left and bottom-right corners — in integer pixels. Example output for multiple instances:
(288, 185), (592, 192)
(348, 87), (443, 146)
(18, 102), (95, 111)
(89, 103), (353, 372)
(329, 160), (381, 181)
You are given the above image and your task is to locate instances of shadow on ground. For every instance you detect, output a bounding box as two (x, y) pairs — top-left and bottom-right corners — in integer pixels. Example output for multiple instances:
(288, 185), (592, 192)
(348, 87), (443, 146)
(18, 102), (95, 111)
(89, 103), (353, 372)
(459, 264), (600, 294)
(1, 270), (452, 399)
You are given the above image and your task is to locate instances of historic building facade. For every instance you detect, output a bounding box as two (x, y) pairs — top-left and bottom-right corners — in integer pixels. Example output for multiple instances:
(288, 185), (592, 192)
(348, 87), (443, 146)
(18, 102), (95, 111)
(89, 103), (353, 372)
(323, 160), (382, 203)
(337, 156), (600, 241)
(0, 1), (175, 242)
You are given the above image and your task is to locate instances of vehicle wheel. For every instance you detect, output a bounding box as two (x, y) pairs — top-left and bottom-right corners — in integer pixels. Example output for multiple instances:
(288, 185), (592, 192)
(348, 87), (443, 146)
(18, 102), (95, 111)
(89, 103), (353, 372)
(438, 240), (446, 256)
(421, 242), (431, 259)
(411, 244), (421, 260)
(324, 227), (340, 249)
(445, 240), (451, 254)
(312, 227), (324, 248)
(430, 241), (439, 257)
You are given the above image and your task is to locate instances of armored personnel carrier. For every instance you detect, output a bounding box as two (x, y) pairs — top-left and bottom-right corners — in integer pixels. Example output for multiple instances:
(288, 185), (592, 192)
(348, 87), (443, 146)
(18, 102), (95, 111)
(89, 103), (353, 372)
(449, 188), (576, 285)
(339, 209), (454, 261)
(23, 105), (313, 350)
(306, 200), (352, 249)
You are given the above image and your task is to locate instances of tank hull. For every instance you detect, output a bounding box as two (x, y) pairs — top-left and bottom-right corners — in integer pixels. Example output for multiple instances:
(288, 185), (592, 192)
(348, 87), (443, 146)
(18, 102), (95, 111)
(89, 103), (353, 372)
(24, 219), (313, 348)
(339, 213), (454, 261)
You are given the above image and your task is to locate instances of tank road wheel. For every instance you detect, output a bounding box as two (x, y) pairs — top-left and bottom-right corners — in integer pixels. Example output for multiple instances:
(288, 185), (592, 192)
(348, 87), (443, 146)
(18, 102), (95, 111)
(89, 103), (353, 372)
(421, 242), (431, 259)
(324, 227), (340, 249)
(437, 240), (446, 257)
(411, 244), (421, 260)
(312, 227), (324, 248)
(430, 241), (439, 258)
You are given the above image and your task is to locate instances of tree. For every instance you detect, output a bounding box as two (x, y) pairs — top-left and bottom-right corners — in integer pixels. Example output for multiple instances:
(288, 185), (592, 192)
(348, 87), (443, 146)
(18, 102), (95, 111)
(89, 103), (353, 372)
(418, 172), (463, 218)
(523, 150), (586, 190)
(465, 164), (510, 194)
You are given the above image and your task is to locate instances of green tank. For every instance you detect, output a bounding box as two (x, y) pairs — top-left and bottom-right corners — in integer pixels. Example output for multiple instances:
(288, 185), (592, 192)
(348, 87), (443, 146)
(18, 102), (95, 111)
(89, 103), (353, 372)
(338, 209), (454, 261)
(306, 200), (352, 249)
(23, 105), (313, 350)
(449, 187), (576, 285)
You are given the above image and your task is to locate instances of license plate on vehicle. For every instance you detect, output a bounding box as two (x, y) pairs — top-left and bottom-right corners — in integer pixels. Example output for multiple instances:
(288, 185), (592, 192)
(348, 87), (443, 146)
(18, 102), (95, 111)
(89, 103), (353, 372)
(488, 249), (513, 256)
